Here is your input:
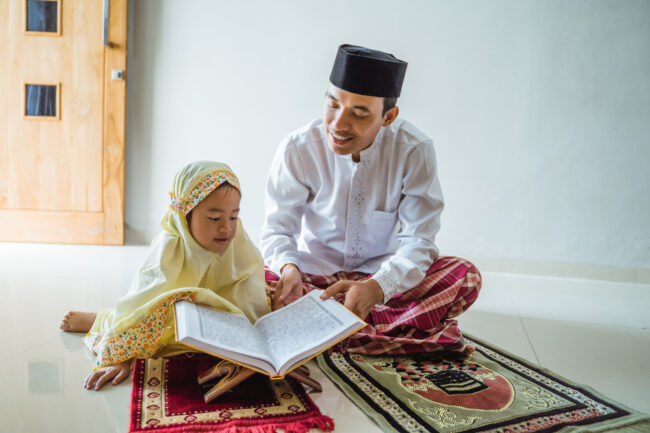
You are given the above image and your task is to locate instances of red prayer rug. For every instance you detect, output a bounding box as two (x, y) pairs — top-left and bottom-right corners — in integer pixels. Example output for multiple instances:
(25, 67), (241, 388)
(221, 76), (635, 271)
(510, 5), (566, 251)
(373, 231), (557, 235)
(317, 333), (650, 432)
(129, 354), (334, 433)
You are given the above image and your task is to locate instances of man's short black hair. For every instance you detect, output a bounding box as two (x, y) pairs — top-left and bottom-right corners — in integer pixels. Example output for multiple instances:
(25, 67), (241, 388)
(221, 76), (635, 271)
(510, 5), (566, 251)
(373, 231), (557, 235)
(383, 97), (397, 116)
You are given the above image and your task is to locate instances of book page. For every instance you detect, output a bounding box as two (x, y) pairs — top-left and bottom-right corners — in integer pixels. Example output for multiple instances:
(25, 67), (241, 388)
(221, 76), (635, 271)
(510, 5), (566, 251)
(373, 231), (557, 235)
(255, 291), (350, 368)
(191, 304), (270, 359)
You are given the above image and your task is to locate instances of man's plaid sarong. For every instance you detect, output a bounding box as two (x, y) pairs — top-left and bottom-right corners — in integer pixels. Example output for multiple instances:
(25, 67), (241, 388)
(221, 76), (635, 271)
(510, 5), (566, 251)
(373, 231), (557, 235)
(265, 256), (481, 355)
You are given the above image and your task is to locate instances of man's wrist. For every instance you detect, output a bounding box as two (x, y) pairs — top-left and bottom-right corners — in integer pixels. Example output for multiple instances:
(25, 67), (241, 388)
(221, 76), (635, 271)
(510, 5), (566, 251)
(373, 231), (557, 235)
(365, 278), (385, 305)
(371, 272), (399, 302)
(280, 263), (300, 275)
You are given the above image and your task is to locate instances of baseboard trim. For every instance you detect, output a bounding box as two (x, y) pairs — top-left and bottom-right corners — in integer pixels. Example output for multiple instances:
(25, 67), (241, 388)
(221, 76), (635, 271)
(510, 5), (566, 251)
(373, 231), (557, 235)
(466, 256), (650, 284)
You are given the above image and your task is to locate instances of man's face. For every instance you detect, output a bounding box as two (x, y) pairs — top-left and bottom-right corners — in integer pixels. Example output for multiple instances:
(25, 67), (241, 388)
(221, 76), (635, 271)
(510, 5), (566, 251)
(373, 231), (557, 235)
(323, 84), (395, 162)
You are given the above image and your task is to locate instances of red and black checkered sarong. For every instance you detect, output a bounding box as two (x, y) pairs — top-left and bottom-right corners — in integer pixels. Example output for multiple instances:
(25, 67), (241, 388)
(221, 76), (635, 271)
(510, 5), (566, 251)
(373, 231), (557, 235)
(265, 256), (481, 355)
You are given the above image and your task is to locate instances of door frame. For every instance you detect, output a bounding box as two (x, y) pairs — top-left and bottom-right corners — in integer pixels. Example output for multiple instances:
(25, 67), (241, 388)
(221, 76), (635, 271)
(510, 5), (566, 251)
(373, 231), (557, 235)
(102, 0), (128, 245)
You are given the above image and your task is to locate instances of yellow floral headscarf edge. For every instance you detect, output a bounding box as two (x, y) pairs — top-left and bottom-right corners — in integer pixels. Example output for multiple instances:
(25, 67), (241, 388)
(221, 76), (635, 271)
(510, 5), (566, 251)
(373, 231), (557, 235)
(169, 168), (241, 215)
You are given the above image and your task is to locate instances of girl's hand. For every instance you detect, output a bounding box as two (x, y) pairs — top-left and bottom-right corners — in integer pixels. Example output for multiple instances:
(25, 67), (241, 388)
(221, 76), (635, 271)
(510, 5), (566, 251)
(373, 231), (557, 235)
(84, 361), (131, 391)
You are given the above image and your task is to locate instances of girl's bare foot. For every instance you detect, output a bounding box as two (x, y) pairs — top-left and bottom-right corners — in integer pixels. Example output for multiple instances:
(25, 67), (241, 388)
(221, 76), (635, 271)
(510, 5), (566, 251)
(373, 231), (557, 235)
(60, 311), (97, 333)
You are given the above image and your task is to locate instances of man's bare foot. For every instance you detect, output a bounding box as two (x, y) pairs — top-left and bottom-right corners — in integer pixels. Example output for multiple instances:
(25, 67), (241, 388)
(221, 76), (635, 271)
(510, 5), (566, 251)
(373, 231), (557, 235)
(60, 311), (97, 333)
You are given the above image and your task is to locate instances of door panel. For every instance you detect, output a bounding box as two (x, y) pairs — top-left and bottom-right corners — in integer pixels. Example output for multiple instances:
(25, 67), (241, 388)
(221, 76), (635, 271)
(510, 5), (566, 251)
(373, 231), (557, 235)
(0, 0), (127, 244)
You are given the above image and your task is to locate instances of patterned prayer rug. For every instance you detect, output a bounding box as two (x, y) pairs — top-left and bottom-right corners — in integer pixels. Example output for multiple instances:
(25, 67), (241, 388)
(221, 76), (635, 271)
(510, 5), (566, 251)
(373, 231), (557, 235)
(317, 334), (650, 433)
(130, 354), (334, 433)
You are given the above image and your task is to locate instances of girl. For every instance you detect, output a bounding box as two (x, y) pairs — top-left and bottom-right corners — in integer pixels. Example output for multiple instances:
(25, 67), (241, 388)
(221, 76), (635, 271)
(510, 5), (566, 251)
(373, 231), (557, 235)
(60, 161), (270, 390)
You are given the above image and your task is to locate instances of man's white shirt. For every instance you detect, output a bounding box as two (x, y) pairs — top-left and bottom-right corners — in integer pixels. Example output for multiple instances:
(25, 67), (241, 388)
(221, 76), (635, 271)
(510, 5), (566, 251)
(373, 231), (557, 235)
(261, 118), (444, 301)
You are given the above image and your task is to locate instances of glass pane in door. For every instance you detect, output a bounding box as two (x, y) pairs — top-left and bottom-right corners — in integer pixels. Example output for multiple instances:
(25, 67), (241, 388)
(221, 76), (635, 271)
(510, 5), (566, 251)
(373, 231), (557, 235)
(26, 0), (58, 33)
(25, 84), (57, 117)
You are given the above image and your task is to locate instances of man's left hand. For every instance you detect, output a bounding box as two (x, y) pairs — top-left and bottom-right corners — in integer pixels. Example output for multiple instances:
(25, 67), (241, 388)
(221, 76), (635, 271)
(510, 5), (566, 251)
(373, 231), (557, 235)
(320, 278), (384, 319)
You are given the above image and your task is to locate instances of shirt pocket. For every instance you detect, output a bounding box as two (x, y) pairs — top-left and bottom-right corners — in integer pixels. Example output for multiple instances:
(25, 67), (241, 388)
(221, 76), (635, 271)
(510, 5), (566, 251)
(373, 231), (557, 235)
(367, 209), (398, 251)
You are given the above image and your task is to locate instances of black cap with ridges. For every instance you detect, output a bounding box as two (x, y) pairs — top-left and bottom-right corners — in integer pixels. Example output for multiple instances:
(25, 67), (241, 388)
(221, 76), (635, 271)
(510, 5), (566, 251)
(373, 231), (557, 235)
(329, 44), (407, 98)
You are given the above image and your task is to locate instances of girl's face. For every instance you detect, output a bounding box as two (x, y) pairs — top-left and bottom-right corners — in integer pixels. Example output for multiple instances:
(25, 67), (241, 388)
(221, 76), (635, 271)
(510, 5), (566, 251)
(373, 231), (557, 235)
(188, 184), (240, 253)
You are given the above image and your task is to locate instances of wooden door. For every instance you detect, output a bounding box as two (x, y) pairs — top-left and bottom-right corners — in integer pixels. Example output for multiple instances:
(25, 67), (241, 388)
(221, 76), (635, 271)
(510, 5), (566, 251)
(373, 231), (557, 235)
(0, 0), (127, 244)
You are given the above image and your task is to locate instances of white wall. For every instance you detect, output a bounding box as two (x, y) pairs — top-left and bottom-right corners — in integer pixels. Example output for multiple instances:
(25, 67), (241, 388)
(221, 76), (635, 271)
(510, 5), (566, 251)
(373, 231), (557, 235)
(125, 0), (650, 278)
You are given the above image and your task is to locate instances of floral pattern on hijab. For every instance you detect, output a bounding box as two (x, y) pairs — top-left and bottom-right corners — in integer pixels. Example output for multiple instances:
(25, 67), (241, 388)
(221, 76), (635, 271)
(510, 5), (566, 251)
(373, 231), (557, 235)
(169, 169), (240, 215)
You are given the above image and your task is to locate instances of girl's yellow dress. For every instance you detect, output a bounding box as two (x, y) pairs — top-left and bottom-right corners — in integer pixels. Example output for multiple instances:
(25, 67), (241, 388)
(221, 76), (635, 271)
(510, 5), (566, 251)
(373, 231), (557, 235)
(84, 161), (271, 369)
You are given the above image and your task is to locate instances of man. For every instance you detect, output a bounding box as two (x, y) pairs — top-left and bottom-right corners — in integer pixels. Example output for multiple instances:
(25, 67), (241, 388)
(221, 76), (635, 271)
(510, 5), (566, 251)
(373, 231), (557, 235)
(261, 44), (481, 355)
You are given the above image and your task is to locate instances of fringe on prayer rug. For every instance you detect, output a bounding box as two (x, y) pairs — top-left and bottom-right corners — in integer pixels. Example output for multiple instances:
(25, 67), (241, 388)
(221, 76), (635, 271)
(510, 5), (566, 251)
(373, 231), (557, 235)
(317, 333), (650, 433)
(129, 354), (334, 433)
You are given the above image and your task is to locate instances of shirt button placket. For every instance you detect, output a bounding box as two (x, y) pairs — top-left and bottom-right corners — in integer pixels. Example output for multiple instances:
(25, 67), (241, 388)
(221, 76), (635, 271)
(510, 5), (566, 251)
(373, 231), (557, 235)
(344, 165), (360, 270)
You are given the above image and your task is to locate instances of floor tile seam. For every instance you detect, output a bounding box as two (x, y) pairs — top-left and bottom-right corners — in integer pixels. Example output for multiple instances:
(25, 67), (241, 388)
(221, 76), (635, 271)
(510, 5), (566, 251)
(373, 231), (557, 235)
(514, 308), (541, 366)
(602, 390), (650, 402)
(60, 387), (120, 410)
(606, 393), (650, 410)
(516, 316), (650, 336)
(504, 284), (539, 364)
(0, 338), (61, 363)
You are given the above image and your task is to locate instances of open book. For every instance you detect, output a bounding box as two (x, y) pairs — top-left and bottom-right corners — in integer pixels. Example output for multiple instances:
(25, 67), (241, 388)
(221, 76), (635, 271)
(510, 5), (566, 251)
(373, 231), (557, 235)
(174, 290), (366, 378)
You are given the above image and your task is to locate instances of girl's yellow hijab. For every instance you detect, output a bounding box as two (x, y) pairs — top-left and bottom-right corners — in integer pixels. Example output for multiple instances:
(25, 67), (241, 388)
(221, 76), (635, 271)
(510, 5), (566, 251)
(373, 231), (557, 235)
(87, 162), (270, 368)
(115, 161), (269, 323)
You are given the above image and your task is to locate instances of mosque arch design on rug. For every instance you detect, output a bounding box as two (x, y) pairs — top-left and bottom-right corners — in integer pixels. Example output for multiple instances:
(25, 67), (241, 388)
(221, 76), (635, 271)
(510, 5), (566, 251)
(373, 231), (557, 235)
(353, 354), (514, 412)
(318, 335), (650, 433)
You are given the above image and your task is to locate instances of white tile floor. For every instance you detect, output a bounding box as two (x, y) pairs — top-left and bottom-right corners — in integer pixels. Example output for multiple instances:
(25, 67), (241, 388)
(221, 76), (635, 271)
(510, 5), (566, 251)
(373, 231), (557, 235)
(0, 242), (648, 432)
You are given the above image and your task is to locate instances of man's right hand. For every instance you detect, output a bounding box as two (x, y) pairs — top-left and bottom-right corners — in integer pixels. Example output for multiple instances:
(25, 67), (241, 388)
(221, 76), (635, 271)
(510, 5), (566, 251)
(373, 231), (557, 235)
(274, 263), (304, 309)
